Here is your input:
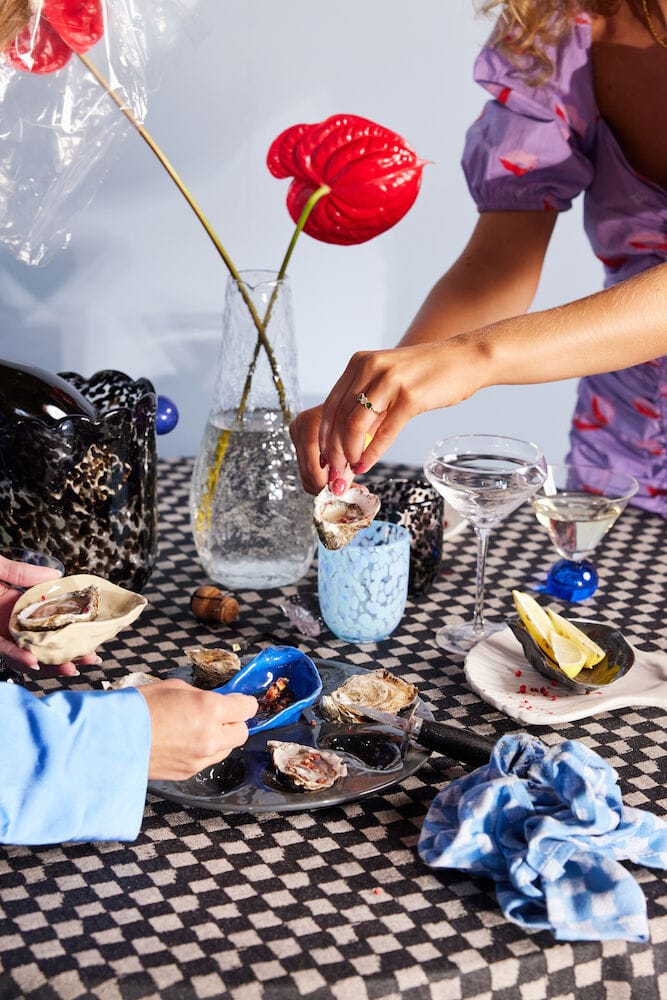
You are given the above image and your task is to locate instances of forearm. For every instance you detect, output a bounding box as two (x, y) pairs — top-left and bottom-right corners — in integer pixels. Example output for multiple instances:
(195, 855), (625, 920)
(399, 210), (556, 347)
(471, 262), (667, 390)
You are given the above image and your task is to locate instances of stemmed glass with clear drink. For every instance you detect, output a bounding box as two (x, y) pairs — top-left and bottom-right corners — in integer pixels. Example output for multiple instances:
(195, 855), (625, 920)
(424, 434), (547, 655)
(531, 463), (638, 602)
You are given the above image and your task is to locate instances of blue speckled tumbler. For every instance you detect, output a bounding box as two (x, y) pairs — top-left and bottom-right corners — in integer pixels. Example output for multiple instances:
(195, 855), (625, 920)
(317, 522), (410, 643)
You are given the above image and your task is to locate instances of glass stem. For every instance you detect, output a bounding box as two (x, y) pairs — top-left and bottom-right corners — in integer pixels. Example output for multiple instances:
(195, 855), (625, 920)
(472, 527), (491, 635)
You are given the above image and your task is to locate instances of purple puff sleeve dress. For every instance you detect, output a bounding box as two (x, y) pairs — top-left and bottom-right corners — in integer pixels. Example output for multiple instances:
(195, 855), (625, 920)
(462, 15), (667, 515)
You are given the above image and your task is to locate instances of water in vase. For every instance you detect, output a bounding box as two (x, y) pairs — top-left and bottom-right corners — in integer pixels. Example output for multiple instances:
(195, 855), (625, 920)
(190, 408), (316, 589)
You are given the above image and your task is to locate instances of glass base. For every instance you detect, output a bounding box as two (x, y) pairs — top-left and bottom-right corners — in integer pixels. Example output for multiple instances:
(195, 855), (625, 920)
(435, 619), (505, 656)
(541, 558), (598, 602)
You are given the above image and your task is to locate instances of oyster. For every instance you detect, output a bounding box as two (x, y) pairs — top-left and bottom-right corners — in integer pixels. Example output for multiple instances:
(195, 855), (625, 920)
(185, 646), (242, 689)
(320, 668), (418, 724)
(15, 585), (100, 632)
(313, 483), (381, 550)
(268, 740), (347, 791)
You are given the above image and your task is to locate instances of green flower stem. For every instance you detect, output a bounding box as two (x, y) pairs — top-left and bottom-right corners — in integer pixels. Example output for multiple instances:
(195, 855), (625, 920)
(76, 52), (289, 419)
(234, 184), (331, 426)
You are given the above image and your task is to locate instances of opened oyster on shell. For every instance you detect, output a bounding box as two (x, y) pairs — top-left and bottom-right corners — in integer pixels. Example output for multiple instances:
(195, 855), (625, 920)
(268, 740), (347, 791)
(185, 646), (242, 689)
(320, 668), (418, 724)
(313, 483), (381, 550)
(15, 585), (100, 632)
(9, 574), (147, 665)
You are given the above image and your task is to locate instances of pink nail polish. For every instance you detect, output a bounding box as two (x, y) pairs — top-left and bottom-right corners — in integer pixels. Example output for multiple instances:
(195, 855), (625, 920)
(332, 478), (347, 496)
(351, 461), (367, 474)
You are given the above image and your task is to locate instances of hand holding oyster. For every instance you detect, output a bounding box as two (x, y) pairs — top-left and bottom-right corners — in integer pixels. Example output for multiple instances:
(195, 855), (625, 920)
(9, 574), (147, 665)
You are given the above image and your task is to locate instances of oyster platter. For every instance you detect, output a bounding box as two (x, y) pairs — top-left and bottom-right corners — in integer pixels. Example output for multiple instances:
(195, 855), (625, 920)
(149, 655), (433, 814)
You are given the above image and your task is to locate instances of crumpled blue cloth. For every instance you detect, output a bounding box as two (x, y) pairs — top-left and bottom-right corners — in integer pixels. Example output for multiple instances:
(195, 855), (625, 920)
(418, 734), (667, 941)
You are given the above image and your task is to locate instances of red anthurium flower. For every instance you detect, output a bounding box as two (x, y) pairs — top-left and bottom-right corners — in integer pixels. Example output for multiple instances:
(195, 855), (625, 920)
(4, 0), (105, 74)
(267, 114), (427, 245)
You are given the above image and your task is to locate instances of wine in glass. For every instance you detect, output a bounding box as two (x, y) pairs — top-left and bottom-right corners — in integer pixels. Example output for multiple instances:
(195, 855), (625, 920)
(531, 463), (638, 602)
(424, 434), (547, 655)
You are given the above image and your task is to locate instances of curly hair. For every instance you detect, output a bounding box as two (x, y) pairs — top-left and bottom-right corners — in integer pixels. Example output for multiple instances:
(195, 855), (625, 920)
(0, 0), (33, 51)
(478, 0), (621, 83)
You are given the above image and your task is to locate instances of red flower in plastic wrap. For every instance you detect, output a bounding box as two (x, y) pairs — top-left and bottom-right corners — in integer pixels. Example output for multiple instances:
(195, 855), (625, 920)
(267, 114), (427, 245)
(5, 0), (105, 74)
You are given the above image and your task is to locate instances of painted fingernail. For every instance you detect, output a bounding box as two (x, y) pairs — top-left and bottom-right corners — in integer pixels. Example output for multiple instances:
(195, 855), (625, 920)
(350, 461), (367, 474)
(332, 478), (348, 496)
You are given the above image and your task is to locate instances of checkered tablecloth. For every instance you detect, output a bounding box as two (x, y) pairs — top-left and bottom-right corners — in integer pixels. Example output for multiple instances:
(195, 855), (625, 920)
(1, 458), (665, 1000)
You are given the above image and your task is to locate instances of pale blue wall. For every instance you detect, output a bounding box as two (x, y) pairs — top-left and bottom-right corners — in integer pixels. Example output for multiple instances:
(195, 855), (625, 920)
(0, 0), (603, 469)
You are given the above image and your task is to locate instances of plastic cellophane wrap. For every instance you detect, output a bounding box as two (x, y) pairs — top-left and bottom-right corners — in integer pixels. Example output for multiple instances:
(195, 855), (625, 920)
(0, 0), (201, 265)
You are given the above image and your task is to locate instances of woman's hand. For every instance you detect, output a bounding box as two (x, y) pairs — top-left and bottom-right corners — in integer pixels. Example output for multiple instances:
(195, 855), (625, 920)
(0, 556), (99, 677)
(295, 339), (481, 495)
(139, 680), (258, 780)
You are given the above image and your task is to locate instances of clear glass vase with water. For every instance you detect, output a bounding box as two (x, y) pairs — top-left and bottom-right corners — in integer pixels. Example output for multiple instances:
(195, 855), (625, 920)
(190, 270), (316, 590)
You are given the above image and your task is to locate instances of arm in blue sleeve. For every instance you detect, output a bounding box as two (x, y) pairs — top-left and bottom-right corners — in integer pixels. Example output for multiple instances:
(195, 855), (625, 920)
(0, 682), (151, 845)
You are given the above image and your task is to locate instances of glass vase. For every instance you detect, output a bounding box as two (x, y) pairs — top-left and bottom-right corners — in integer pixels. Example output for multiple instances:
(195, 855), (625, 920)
(190, 270), (316, 590)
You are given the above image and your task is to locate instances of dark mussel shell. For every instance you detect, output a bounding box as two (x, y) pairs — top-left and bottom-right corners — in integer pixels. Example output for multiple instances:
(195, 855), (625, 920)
(507, 616), (634, 692)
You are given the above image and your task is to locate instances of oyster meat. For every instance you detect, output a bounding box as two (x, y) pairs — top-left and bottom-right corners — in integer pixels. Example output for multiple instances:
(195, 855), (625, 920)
(186, 646), (242, 689)
(15, 585), (100, 632)
(268, 740), (347, 791)
(320, 668), (418, 724)
(313, 483), (381, 550)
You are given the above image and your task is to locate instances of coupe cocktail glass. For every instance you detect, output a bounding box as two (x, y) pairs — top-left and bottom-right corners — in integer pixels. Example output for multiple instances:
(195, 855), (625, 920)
(531, 463), (638, 602)
(424, 434), (547, 655)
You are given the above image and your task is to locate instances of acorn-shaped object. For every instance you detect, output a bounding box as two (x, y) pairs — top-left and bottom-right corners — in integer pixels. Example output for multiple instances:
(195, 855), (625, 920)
(190, 585), (239, 625)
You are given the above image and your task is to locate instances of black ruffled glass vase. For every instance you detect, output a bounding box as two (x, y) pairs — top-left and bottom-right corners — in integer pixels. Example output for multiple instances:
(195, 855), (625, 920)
(0, 363), (157, 592)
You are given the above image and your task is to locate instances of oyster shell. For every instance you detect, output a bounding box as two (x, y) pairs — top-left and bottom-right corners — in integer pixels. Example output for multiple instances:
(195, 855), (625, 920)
(8, 574), (147, 665)
(313, 483), (381, 550)
(320, 668), (418, 724)
(15, 585), (100, 632)
(268, 740), (347, 791)
(185, 646), (242, 689)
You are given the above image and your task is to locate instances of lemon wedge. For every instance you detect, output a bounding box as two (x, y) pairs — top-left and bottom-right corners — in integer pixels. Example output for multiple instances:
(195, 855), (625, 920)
(512, 589), (553, 658)
(548, 631), (587, 678)
(545, 608), (605, 668)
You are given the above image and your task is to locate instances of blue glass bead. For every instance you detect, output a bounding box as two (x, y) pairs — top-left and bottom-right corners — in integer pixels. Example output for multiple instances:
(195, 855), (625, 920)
(156, 395), (179, 435)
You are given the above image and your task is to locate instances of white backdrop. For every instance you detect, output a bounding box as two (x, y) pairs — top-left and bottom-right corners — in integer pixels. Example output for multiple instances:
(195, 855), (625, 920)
(0, 0), (604, 468)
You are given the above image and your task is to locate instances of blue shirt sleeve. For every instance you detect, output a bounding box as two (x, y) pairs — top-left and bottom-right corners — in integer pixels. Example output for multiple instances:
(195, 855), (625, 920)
(0, 682), (151, 845)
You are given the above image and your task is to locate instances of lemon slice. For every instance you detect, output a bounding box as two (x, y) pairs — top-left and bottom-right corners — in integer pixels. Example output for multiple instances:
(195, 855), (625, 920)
(545, 608), (605, 668)
(512, 589), (553, 658)
(548, 631), (587, 678)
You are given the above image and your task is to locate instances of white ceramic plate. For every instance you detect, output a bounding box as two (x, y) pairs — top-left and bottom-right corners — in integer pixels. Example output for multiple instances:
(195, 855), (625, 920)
(464, 625), (667, 724)
(9, 574), (147, 664)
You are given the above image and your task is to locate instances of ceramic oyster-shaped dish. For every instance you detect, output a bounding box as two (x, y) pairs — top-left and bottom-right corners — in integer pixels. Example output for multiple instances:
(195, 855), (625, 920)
(320, 668), (418, 723)
(9, 573), (147, 664)
(215, 645), (323, 735)
(508, 617), (634, 692)
(313, 483), (381, 550)
(268, 741), (347, 791)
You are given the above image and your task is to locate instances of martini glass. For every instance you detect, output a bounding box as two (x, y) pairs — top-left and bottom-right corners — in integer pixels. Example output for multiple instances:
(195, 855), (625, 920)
(424, 434), (547, 655)
(531, 463), (638, 602)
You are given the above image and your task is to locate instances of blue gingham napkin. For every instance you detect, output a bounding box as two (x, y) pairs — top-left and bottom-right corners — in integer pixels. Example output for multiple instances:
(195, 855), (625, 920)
(418, 733), (667, 941)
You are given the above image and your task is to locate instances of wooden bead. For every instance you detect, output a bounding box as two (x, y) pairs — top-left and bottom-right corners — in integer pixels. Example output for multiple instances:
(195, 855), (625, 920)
(190, 585), (239, 625)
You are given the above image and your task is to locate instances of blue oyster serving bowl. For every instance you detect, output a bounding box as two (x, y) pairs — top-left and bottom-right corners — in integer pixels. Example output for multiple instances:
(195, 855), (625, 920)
(215, 645), (323, 735)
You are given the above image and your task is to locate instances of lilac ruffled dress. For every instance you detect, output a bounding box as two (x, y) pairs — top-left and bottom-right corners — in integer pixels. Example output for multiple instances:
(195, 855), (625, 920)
(462, 15), (667, 515)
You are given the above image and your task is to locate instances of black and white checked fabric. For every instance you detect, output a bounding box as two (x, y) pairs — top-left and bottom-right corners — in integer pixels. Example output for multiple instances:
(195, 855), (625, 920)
(0, 459), (665, 1000)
